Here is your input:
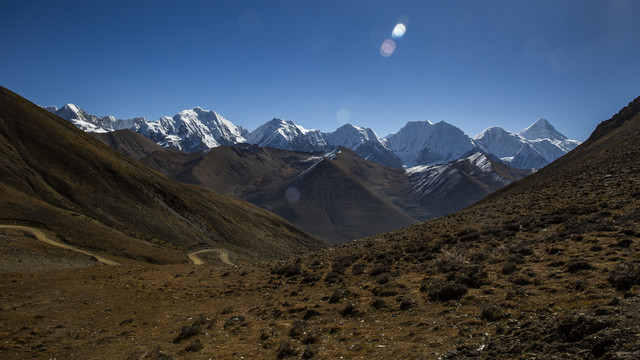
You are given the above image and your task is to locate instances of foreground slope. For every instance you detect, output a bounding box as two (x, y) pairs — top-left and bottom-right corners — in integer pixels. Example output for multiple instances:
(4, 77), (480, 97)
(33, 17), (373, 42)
(3, 96), (636, 359)
(0, 87), (325, 265)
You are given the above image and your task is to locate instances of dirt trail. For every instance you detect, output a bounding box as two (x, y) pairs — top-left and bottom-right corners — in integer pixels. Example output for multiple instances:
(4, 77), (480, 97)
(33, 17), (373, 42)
(187, 249), (234, 265)
(0, 225), (119, 266)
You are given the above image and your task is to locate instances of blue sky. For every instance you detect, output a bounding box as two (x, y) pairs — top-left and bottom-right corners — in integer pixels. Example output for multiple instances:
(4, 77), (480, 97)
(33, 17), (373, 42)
(1, 0), (639, 141)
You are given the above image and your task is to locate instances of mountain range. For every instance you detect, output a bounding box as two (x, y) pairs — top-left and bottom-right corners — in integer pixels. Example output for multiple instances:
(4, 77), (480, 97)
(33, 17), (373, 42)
(1, 87), (325, 264)
(92, 129), (530, 244)
(46, 104), (580, 170)
(4, 86), (640, 359)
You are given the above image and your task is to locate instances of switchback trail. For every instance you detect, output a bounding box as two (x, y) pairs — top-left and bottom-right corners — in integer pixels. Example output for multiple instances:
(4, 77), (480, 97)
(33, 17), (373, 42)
(187, 249), (234, 266)
(0, 225), (120, 266)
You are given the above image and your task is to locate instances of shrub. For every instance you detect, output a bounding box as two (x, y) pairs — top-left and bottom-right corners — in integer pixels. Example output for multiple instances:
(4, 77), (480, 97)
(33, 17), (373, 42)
(369, 264), (388, 277)
(423, 279), (468, 302)
(500, 262), (518, 275)
(329, 287), (349, 304)
(276, 340), (298, 359)
(351, 262), (367, 275)
(341, 302), (358, 317)
(608, 262), (640, 291)
(324, 271), (342, 284)
(184, 339), (203, 352)
(173, 325), (201, 344)
(448, 265), (487, 288)
(566, 260), (593, 273)
(399, 297), (417, 311)
(456, 228), (481, 242)
(480, 304), (503, 322)
(301, 272), (322, 284)
(272, 263), (302, 277)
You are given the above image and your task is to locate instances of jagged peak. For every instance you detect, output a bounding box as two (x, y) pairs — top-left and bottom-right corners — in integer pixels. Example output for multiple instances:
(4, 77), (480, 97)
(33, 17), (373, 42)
(473, 126), (510, 139)
(60, 103), (82, 113)
(519, 118), (566, 141)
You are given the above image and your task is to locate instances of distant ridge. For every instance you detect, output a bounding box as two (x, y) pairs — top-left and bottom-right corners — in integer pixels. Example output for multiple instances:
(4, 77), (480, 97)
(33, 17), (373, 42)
(46, 103), (580, 170)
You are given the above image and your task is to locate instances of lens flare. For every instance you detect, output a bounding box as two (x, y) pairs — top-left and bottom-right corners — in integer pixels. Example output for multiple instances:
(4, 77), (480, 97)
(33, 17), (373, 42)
(337, 108), (350, 123)
(379, 39), (396, 57)
(285, 186), (301, 203)
(392, 23), (406, 39)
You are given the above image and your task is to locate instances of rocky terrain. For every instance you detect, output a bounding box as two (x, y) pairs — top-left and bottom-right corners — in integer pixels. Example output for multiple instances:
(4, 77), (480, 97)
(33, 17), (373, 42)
(0, 90), (638, 359)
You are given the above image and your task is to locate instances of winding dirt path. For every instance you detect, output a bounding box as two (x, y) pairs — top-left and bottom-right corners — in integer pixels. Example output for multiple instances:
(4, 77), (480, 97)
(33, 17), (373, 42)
(0, 225), (119, 266)
(187, 249), (234, 266)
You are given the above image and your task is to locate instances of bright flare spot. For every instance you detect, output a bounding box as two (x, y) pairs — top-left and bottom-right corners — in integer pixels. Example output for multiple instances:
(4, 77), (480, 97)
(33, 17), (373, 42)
(285, 186), (301, 203)
(379, 39), (396, 57)
(392, 23), (406, 39)
(337, 108), (350, 123)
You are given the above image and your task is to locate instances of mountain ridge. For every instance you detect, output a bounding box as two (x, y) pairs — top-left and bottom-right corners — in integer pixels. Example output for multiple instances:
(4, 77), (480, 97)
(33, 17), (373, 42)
(46, 103), (579, 170)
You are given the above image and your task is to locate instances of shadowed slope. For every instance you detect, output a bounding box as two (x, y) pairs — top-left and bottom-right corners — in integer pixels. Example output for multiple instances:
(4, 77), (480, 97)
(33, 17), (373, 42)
(92, 129), (166, 160)
(0, 87), (325, 265)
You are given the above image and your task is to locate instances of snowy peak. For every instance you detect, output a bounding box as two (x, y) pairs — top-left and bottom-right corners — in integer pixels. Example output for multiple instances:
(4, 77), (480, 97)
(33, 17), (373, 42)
(44, 101), (579, 170)
(247, 118), (326, 151)
(519, 118), (566, 141)
(325, 124), (381, 148)
(473, 126), (526, 159)
(56, 103), (90, 122)
(386, 120), (476, 167)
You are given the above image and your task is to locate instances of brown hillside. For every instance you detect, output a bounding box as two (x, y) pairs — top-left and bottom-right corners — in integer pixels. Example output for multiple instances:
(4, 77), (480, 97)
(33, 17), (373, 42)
(92, 129), (166, 160)
(0, 86), (325, 265)
(134, 143), (527, 244)
(2, 95), (638, 360)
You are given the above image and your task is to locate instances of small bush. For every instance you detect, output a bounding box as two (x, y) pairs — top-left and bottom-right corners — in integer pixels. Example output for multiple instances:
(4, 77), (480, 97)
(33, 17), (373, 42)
(480, 304), (503, 322)
(509, 275), (532, 286)
(456, 228), (481, 242)
(399, 297), (417, 311)
(376, 273), (390, 285)
(608, 262), (640, 291)
(341, 302), (358, 317)
(448, 265), (487, 288)
(301, 272), (322, 284)
(173, 325), (201, 343)
(329, 287), (349, 303)
(276, 340), (298, 359)
(423, 280), (468, 302)
(184, 339), (203, 352)
(566, 260), (593, 273)
(351, 262), (367, 275)
(500, 262), (518, 275)
(324, 271), (342, 284)
(272, 263), (303, 277)
(370, 264), (388, 277)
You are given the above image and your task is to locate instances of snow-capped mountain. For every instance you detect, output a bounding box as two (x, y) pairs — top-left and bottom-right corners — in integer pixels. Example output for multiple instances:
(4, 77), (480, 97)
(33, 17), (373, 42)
(45, 103), (580, 170)
(385, 120), (477, 167)
(246, 118), (326, 152)
(406, 152), (511, 197)
(48, 104), (145, 133)
(138, 107), (248, 152)
(48, 104), (247, 153)
(473, 118), (580, 169)
(324, 124), (403, 168)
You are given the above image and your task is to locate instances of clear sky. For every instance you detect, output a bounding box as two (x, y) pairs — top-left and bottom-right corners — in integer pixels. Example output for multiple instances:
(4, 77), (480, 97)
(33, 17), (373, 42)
(1, 0), (639, 141)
